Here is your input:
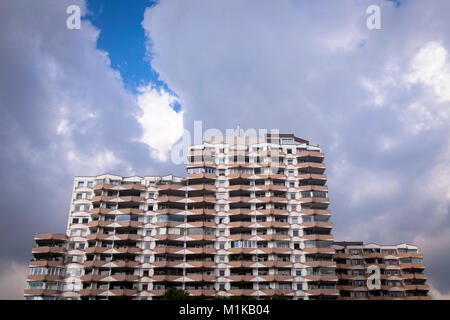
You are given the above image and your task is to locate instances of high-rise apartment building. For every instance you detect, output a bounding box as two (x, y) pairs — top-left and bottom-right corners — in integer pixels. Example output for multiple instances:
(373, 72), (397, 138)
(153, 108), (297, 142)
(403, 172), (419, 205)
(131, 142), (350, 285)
(333, 242), (430, 300)
(24, 132), (429, 300)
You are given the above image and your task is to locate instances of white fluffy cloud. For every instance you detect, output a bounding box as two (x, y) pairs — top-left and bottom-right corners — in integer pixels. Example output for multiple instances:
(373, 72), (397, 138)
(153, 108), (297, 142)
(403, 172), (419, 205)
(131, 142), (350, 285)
(405, 41), (450, 103)
(136, 86), (184, 162)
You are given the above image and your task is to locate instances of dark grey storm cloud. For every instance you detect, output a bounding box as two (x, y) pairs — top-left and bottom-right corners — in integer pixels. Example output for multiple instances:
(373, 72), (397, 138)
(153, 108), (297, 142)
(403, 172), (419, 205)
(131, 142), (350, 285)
(0, 0), (185, 298)
(0, 0), (449, 299)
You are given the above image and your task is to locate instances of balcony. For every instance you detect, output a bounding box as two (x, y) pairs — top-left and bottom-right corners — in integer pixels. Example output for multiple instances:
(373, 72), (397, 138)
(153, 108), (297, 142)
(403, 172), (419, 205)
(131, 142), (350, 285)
(34, 234), (67, 241)
(32, 246), (66, 254)
(228, 196), (252, 203)
(24, 289), (60, 296)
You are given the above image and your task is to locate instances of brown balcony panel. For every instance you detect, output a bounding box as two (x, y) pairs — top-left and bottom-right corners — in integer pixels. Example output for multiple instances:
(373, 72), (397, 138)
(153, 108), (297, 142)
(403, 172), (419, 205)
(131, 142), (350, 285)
(109, 289), (138, 297)
(186, 173), (216, 179)
(29, 260), (65, 267)
(305, 289), (339, 296)
(115, 234), (143, 241)
(301, 234), (334, 241)
(32, 246), (66, 254)
(304, 275), (338, 282)
(228, 185), (253, 191)
(300, 222), (332, 228)
(24, 289), (60, 296)
(303, 248), (335, 254)
(34, 233), (67, 241)
(228, 289), (255, 296)
(303, 261), (336, 268)
(92, 196), (115, 203)
(27, 275), (62, 281)
(228, 209), (252, 215)
(299, 209), (331, 215)
(118, 196), (146, 203)
(152, 275), (183, 282)
(296, 151), (324, 158)
(227, 234), (253, 241)
(228, 196), (252, 203)
(93, 184), (116, 191)
(153, 261), (184, 268)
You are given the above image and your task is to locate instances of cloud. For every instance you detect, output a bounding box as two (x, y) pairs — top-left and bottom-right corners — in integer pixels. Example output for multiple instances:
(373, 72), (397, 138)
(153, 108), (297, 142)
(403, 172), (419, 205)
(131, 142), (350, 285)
(142, 0), (450, 296)
(0, 260), (28, 300)
(136, 86), (184, 161)
(0, 0), (185, 300)
(405, 41), (450, 103)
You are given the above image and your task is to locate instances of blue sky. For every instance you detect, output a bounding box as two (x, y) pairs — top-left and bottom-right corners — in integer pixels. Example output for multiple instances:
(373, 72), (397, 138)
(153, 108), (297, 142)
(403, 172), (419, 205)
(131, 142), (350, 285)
(0, 0), (449, 299)
(85, 0), (181, 111)
(86, 0), (157, 90)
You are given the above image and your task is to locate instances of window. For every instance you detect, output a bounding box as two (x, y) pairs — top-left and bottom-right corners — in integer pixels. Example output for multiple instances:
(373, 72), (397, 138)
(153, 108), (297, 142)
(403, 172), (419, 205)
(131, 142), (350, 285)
(293, 230), (299, 237)
(231, 240), (256, 248)
(219, 218), (225, 224)
(289, 182), (295, 188)
(76, 193), (82, 199)
(292, 217), (298, 224)
(219, 284), (225, 291)
(278, 283), (291, 290)
(77, 181), (84, 187)
(72, 218), (79, 224)
(27, 282), (44, 290)
(82, 218), (88, 224)
(219, 270), (225, 276)
(287, 149), (292, 154)
(296, 270), (302, 276)
(287, 159), (293, 165)
(276, 241), (290, 248)
(296, 283), (303, 290)
(219, 243), (225, 250)
(87, 181), (93, 187)
(187, 167), (216, 174)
